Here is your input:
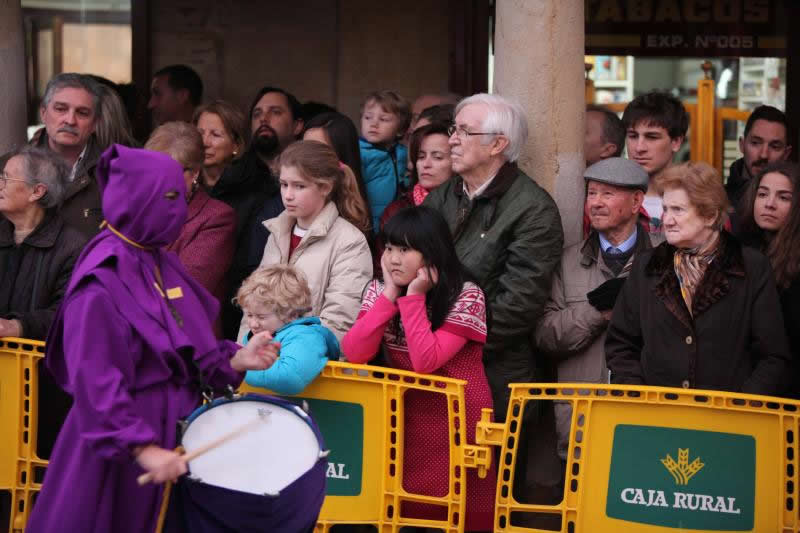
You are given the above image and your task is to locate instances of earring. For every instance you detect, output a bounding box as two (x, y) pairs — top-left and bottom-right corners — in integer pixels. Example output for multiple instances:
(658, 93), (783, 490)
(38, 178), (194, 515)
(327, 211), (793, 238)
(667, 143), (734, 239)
(232, 150), (238, 156)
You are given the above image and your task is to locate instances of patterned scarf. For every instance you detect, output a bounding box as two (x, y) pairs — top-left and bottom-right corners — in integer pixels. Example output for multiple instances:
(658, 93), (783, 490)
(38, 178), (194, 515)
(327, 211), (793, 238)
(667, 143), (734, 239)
(673, 231), (721, 315)
(412, 183), (429, 206)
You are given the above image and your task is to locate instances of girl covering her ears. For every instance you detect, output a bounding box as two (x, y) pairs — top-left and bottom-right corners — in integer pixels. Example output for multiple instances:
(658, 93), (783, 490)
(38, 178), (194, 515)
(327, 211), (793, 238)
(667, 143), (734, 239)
(240, 140), (373, 342)
(341, 206), (496, 531)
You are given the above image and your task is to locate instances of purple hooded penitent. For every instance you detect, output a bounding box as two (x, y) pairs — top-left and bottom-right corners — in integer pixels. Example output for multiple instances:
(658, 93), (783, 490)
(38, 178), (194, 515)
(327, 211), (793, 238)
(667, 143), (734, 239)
(26, 145), (244, 533)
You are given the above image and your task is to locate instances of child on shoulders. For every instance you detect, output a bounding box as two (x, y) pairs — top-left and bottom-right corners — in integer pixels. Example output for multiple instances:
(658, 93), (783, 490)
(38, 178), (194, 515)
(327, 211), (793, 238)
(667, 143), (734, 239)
(359, 90), (411, 230)
(237, 264), (339, 395)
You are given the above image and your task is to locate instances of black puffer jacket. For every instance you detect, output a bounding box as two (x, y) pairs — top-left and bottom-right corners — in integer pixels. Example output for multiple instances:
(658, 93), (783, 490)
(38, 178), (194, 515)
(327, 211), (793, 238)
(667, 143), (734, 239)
(210, 149), (280, 339)
(0, 212), (87, 340)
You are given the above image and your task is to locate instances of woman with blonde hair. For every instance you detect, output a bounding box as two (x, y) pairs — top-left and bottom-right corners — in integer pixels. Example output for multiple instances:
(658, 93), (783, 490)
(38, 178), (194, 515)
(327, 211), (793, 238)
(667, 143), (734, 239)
(95, 84), (138, 149)
(193, 100), (247, 188)
(242, 140), (372, 341)
(145, 121), (236, 337)
(606, 161), (790, 395)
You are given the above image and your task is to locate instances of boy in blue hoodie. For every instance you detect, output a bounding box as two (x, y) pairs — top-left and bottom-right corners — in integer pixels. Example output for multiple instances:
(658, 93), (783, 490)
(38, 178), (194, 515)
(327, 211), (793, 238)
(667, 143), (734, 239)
(359, 90), (411, 230)
(237, 265), (339, 395)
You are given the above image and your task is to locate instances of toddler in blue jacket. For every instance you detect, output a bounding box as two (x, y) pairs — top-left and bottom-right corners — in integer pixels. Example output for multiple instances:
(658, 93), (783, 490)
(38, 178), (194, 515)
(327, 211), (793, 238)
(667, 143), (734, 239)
(237, 264), (339, 395)
(359, 90), (411, 230)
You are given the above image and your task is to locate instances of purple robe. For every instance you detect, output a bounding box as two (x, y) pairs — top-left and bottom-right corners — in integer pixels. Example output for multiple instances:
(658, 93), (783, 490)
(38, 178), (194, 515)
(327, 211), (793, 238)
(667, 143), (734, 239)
(27, 145), (244, 533)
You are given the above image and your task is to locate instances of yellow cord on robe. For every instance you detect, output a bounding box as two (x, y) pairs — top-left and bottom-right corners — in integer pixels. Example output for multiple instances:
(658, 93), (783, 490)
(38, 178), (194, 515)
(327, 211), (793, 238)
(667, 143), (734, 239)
(100, 220), (150, 250)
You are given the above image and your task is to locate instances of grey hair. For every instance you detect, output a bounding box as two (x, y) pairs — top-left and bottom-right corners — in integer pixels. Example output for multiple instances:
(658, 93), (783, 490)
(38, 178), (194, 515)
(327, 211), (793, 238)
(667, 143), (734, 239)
(455, 93), (528, 162)
(4, 146), (69, 208)
(41, 73), (102, 117)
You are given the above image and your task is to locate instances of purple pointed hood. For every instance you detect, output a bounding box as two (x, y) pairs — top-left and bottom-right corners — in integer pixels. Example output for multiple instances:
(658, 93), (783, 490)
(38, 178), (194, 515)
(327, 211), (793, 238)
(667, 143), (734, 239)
(45, 144), (230, 394)
(96, 144), (187, 247)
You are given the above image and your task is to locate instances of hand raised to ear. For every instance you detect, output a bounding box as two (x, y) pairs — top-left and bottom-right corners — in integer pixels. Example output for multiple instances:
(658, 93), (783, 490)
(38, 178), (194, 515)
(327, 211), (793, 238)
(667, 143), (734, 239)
(407, 266), (438, 296)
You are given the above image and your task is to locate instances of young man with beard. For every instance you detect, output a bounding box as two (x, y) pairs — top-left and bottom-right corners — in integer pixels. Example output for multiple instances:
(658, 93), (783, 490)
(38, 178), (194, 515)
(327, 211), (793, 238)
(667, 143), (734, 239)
(211, 86), (304, 339)
(726, 105), (792, 212)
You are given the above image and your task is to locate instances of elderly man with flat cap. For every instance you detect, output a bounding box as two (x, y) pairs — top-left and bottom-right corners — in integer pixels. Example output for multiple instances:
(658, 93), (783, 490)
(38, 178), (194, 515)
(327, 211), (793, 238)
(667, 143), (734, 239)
(535, 157), (660, 461)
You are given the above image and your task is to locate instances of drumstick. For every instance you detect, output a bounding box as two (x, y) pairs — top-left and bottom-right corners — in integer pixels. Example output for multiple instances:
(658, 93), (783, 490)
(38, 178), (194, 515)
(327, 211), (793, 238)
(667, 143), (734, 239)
(137, 413), (268, 486)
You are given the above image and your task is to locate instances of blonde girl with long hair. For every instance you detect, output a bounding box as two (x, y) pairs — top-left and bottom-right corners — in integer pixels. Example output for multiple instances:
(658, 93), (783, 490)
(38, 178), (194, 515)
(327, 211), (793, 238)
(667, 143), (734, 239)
(241, 140), (373, 341)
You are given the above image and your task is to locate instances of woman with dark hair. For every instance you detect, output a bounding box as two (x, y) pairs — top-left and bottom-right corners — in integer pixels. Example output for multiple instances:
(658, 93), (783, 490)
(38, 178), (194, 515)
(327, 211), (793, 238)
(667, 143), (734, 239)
(341, 206), (496, 531)
(302, 112), (369, 214)
(738, 161), (800, 395)
(373, 122), (454, 274)
(606, 162), (790, 395)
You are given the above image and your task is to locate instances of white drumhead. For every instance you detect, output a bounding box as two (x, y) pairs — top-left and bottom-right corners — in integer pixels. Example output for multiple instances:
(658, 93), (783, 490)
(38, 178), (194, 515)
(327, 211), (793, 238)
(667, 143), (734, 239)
(182, 400), (321, 495)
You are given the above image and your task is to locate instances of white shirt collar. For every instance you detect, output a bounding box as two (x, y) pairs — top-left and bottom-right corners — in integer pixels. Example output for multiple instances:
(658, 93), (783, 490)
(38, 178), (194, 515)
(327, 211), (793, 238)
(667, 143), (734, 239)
(598, 226), (638, 254)
(462, 170), (499, 200)
(67, 144), (89, 182)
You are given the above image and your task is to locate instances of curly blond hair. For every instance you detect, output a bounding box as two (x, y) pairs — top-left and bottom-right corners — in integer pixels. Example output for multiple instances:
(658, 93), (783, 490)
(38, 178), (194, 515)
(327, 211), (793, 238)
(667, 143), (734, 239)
(234, 265), (312, 322)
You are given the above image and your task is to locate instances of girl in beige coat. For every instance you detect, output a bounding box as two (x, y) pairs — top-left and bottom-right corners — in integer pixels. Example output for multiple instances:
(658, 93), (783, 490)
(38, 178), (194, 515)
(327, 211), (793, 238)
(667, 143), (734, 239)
(241, 140), (373, 341)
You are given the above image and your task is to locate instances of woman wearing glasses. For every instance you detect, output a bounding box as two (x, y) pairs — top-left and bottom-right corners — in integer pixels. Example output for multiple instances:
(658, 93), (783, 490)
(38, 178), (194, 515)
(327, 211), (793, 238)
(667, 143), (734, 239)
(0, 146), (87, 340)
(0, 146), (89, 464)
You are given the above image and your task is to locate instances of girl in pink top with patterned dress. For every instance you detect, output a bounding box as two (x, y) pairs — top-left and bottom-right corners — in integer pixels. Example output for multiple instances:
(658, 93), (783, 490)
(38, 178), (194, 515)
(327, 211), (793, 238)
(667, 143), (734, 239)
(341, 206), (497, 531)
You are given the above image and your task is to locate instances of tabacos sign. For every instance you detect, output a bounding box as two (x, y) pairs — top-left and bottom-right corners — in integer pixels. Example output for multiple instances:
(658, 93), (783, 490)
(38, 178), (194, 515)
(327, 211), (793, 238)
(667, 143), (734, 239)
(606, 425), (755, 530)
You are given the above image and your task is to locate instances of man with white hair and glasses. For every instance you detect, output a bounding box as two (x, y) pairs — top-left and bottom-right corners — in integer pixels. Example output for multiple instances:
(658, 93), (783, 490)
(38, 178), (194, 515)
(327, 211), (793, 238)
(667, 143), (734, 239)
(424, 93), (563, 422)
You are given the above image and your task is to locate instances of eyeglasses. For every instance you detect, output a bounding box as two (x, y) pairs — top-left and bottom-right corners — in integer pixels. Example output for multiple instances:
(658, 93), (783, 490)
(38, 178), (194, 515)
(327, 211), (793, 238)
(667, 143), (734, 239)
(0, 173), (28, 190)
(447, 124), (499, 139)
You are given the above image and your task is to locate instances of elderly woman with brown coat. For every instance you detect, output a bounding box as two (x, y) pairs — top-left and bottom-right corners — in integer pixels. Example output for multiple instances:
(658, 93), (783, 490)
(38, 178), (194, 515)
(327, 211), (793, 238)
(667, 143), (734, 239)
(605, 162), (791, 396)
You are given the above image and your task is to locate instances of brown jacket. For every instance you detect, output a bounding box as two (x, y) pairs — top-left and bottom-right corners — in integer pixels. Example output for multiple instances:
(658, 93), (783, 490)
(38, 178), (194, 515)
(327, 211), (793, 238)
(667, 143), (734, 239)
(535, 226), (655, 384)
(535, 227), (654, 459)
(36, 132), (104, 239)
(605, 233), (791, 396)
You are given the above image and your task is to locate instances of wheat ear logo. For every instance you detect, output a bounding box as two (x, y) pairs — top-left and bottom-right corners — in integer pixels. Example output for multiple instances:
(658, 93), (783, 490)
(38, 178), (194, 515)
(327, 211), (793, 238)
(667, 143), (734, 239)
(661, 448), (704, 485)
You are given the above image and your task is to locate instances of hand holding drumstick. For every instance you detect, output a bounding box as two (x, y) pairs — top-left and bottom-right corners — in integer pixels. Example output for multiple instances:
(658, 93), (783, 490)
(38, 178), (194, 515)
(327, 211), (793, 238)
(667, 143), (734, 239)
(136, 414), (267, 485)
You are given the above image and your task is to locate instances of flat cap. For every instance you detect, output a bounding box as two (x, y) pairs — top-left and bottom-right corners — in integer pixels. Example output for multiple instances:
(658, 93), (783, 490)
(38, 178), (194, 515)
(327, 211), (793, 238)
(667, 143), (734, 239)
(584, 157), (648, 193)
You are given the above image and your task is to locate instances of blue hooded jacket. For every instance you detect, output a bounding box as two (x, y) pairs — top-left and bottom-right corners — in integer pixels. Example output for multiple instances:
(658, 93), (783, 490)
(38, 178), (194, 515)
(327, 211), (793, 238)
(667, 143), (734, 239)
(359, 138), (408, 230)
(243, 316), (340, 395)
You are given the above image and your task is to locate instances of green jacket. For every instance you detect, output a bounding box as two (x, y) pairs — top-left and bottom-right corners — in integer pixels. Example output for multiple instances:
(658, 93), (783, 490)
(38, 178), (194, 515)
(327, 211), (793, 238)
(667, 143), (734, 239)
(424, 162), (563, 419)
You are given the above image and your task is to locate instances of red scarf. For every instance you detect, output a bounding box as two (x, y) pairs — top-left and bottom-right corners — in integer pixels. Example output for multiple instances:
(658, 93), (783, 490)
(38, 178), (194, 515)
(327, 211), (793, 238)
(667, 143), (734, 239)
(412, 183), (429, 206)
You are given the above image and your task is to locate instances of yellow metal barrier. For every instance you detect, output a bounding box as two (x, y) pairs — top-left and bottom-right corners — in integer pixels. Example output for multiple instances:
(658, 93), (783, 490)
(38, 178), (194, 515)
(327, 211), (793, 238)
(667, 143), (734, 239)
(241, 361), (493, 532)
(488, 383), (799, 532)
(0, 338), (46, 533)
(0, 340), (492, 533)
(715, 107), (752, 174)
(5, 338), (796, 532)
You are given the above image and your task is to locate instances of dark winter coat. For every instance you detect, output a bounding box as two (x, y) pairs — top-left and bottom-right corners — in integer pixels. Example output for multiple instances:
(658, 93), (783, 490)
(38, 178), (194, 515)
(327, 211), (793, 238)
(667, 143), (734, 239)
(210, 149), (280, 339)
(605, 233), (791, 396)
(0, 211), (87, 340)
(423, 161), (564, 419)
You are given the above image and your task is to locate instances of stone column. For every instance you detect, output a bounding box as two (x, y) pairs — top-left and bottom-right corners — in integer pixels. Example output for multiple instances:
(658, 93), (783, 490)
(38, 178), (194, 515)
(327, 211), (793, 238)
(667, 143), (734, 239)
(0, 0), (28, 154)
(493, 0), (585, 246)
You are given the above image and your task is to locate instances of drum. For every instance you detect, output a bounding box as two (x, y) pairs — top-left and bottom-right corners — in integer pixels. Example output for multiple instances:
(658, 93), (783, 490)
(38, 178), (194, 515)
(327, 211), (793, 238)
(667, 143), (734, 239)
(162, 393), (328, 533)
